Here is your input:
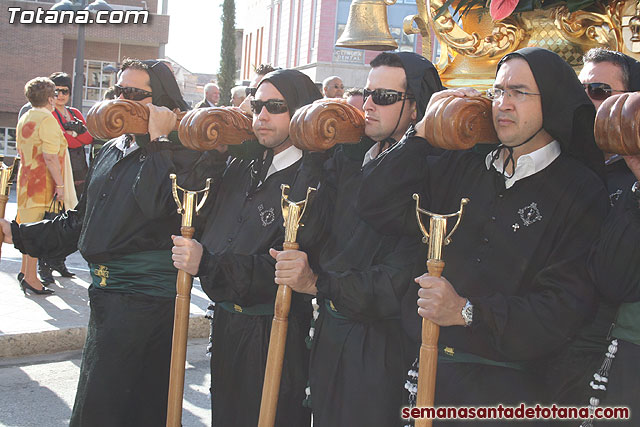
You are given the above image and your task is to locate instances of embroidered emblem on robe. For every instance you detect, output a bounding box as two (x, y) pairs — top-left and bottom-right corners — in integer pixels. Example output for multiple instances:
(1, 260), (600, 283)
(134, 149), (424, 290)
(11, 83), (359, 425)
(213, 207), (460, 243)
(609, 189), (623, 207)
(518, 202), (542, 227)
(258, 204), (275, 227)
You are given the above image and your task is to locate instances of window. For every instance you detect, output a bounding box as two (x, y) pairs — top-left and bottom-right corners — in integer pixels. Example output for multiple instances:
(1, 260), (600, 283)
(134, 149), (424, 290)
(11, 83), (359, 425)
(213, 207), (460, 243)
(0, 128), (17, 158)
(74, 59), (118, 104)
(390, 27), (416, 52)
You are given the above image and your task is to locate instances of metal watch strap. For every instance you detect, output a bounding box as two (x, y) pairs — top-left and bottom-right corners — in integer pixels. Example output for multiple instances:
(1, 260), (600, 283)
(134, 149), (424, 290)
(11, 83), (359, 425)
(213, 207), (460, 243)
(461, 299), (473, 327)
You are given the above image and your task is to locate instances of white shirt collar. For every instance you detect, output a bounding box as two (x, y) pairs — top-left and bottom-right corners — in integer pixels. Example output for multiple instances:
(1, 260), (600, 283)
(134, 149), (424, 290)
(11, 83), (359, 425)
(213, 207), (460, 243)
(362, 142), (382, 167)
(485, 140), (561, 189)
(206, 99), (216, 107)
(114, 135), (140, 157)
(265, 145), (303, 181)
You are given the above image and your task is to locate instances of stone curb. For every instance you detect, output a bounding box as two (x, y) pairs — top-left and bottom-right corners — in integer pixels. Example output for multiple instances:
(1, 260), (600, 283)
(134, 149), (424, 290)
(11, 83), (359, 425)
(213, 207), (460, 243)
(0, 315), (210, 359)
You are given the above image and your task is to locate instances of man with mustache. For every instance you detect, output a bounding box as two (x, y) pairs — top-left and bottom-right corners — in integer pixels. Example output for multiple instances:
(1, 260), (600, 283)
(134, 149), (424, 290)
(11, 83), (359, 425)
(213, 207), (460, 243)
(270, 52), (445, 426)
(171, 69), (322, 427)
(356, 47), (608, 423)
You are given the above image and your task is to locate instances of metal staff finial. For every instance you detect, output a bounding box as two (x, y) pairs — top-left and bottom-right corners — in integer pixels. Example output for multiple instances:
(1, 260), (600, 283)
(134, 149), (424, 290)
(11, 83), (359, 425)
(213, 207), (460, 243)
(413, 194), (469, 260)
(169, 173), (212, 227)
(281, 184), (316, 244)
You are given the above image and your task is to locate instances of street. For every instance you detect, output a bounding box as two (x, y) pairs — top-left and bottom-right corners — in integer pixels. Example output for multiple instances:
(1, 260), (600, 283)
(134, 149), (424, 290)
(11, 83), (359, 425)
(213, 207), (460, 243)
(0, 338), (211, 427)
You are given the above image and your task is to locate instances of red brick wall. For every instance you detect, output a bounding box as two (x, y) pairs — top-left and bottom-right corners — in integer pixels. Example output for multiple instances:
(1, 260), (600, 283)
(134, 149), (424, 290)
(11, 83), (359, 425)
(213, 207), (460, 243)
(0, 0), (169, 127)
(316, 0), (337, 63)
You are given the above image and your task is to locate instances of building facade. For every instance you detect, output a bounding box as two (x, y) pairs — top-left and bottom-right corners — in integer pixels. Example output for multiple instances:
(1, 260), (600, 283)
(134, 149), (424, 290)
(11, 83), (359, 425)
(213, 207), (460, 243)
(238, 0), (422, 88)
(0, 0), (169, 156)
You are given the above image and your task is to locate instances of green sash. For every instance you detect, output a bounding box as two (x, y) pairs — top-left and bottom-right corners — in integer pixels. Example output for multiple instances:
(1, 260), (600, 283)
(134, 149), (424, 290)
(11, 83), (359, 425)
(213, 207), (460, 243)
(89, 250), (177, 298)
(217, 301), (274, 316)
(612, 302), (640, 345)
(438, 345), (524, 370)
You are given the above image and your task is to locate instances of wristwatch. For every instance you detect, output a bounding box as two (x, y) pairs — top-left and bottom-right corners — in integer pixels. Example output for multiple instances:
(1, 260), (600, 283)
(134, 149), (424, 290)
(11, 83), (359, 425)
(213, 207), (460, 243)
(632, 181), (640, 201)
(152, 135), (171, 143)
(461, 299), (473, 327)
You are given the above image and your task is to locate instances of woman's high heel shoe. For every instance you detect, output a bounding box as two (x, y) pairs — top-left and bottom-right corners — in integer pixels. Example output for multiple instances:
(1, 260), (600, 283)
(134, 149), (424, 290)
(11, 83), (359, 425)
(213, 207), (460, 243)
(20, 278), (55, 295)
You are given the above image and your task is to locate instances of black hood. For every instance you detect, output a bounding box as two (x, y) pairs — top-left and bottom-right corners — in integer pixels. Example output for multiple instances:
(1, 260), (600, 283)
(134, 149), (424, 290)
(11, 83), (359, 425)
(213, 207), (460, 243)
(497, 47), (604, 178)
(395, 52), (445, 121)
(621, 53), (640, 92)
(257, 69), (323, 117)
(141, 60), (190, 111)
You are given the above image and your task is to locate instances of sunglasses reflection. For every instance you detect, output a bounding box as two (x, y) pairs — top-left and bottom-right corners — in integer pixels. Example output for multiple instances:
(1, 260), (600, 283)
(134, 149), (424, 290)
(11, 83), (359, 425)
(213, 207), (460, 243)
(250, 99), (289, 114)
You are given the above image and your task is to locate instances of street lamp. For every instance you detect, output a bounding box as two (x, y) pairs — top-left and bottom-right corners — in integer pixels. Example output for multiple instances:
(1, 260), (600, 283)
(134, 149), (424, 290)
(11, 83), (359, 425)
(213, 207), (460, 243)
(50, 0), (113, 111)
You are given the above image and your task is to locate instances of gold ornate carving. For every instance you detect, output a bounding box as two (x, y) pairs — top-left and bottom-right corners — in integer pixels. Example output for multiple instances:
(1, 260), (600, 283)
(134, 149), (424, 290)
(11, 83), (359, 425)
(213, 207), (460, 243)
(552, 5), (619, 50)
(426, 0), (525, 71)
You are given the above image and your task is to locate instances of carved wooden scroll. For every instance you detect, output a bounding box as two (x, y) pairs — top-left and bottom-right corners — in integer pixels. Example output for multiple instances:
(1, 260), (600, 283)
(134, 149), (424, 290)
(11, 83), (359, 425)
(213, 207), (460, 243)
(289, 99), (364, 152)
(595, 92), (640, 155)
(422, 95), (499, 150)
(178, 107), (254, 151)
(86, 99), (186, 140)
(288, 96), (497, 152)
(85, 100), (255, 151)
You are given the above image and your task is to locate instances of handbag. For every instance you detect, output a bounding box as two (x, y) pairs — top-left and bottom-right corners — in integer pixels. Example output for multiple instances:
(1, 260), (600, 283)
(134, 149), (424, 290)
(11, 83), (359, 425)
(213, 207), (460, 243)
(44, 196), (64, 221)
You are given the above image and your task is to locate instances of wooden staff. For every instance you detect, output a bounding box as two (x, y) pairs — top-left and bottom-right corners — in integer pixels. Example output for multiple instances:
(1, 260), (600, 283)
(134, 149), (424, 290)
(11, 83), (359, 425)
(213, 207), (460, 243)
(85, 99), (254, 150)
(288, 96), (498, 152)
(166, 174), (212, 427)
(258, 184), (315, 427)
(0, 158), (19, 259)
(594, 91), (640, 155)
(413, 196), (468, 427)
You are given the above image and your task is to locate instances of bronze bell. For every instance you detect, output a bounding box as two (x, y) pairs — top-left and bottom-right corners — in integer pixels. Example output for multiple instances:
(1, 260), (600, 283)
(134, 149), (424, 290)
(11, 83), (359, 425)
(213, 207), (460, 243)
(335, 0), (399, 51)
(630, 14), (640, 42)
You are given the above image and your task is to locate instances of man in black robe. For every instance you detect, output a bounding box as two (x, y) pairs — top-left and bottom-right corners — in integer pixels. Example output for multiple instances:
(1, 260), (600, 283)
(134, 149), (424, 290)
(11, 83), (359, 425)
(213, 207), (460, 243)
(356, 47), (608, 425)
(171, 69), (322, 427)
(577, 49), (640, 425)
(0, 59), (215, 427)
(269, 52), (445, 427)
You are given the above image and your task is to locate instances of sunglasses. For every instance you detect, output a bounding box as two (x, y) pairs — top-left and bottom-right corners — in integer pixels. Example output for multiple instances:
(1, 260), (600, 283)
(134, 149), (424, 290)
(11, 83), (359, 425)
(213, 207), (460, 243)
(245, 87), (257, 97)
(250, 99), (289, 114)
(582, 83), (629, 101)
(114, 84), (153, 101)
(363, 88), (414, 106)
(55, 88), (70, 96)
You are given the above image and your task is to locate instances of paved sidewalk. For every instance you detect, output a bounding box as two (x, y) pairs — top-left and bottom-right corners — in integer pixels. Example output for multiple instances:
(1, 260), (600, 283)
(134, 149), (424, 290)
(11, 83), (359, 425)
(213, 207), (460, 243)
(0, 196), (213, 358)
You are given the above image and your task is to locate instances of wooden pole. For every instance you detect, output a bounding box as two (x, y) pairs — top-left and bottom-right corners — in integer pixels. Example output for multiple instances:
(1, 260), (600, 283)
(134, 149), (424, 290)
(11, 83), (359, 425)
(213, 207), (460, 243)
(413, 196), (467, 427)
(257, 241), (297, 427)
(415, 259), (444, 427)
(258, 185), (314, 427)
(165, 175), (211, 427)
(166, 193), (195, 427)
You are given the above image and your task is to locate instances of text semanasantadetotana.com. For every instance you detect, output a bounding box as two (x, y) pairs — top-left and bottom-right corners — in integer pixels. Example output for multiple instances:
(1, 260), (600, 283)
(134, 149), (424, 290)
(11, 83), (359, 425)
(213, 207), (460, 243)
(402, 404), (630, 420)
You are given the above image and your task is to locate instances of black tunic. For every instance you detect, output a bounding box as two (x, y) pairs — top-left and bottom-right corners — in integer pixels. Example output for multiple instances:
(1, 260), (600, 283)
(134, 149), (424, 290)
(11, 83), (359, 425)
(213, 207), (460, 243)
(197, 153), (318, 427)
(12, 136), (218, 265)
(357, 137), (608, 409)
(586, 177), (640, 426)
(302, 140), (424, 427)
